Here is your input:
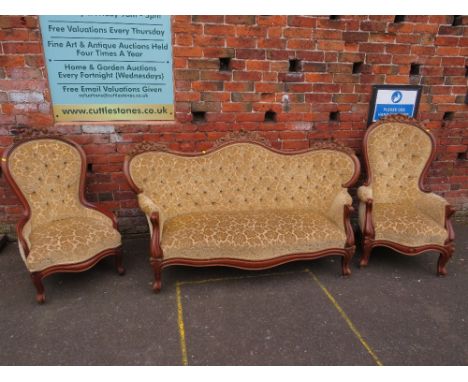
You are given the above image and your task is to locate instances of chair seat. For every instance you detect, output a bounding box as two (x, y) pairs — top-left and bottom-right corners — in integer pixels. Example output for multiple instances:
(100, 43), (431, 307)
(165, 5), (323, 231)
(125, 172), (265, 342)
(373, 203), (448, 247)
(27, 217), (121, 272)
(161, 209), (346, 261)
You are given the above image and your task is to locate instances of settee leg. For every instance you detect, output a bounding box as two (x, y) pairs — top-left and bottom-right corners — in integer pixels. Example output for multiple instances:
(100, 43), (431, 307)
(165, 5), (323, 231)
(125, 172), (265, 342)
(360, 239), (372, 268)
(151, 258), (162, 293)
(31, 272), (45, 304)
(341, 248), (353, 276)
(437, 246), (453, 276)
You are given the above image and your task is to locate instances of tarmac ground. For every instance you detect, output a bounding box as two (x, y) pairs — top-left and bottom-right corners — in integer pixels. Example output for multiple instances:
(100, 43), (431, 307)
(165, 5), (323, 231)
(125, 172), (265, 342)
(0, 221), (467, 366)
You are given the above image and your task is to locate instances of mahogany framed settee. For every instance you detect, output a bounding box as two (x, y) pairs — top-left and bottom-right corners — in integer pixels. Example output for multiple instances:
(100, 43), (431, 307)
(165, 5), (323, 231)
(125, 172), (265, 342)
(124, 131), (361, 292)
(1, 129), (124, 303)
(358, 115), (455, 275)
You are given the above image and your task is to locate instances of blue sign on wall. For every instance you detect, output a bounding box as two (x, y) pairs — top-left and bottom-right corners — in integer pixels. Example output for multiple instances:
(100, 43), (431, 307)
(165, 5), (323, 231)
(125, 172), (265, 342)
(40, 16), (174, 121)
(368, 85), (422, 126)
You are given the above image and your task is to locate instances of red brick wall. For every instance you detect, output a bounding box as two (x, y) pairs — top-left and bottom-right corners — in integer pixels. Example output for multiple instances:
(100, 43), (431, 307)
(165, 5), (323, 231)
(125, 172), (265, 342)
(0, 15), (467, 236)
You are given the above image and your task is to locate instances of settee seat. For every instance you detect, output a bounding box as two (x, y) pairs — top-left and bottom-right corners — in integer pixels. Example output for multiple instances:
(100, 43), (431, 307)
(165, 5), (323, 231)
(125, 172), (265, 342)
(162, 209), (347, 261)
(27, 217), (121, 272)
(372, 203), (448, 247)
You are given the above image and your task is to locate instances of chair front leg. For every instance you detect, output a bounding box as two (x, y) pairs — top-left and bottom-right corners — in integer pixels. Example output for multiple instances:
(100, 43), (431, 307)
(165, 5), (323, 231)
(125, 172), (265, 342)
(151, 257), (163, 292)
(438, 205), (455, 276)
(360, 199), (375, 268)
(437, 247), (453, 276)
(150, 212), (163, 293)
(342, 204), (355, 276)
(30, 272), (45, 304)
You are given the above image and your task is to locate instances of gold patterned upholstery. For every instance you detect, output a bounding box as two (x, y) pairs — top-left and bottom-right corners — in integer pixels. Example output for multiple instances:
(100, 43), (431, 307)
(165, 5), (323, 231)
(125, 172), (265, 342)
(162, 209), (347, 261)
(358, 120), (449, 247)
(27, 217), (121, 272)
(129, 143), (357, 262)
(363, 122), (432, 203)
(371, 204), (447, 247)
(6, 139), (121, 272)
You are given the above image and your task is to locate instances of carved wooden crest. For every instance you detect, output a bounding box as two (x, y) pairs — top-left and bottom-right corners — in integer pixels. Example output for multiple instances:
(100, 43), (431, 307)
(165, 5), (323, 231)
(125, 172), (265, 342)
(309, 139), (355, 156)
(129, 141), (170, 157)
(374, 114), (426, 129)
(370, 114), (434, 136)
(379, 114), (417, 123)
(128, 131), (357, 158)
(214, 130), (272, 148)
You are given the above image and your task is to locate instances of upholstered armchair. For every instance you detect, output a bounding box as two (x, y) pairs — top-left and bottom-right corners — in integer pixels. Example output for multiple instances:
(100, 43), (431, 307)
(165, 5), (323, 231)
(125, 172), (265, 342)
(1, 131), (124, 303)
(358, 115), (455, 275)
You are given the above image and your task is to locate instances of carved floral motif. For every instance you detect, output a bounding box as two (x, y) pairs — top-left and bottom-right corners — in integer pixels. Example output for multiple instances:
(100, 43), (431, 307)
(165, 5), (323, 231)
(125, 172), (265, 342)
(309, 140), (355, 156)
(213, 130), (272, 148)
(374, 114), (428, 131)
(129, 141), (170, 157)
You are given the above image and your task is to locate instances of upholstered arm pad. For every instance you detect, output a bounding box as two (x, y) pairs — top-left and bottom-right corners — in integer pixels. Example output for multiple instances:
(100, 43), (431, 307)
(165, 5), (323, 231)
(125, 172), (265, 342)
(138, 193), (165, 238)
(326, 189), (353, 228)
(138, 193), (160, 216)
(17, 219), (32, 263)
(357, 185), (373, 202)
(414, 192), (448, 226)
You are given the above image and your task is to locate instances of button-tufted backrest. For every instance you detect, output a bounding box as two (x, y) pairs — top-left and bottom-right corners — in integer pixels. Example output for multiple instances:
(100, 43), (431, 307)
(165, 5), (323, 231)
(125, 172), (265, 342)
(129, 143), (357, 222)
(365, 122), (433, 203)
(7, 139), (86, 229)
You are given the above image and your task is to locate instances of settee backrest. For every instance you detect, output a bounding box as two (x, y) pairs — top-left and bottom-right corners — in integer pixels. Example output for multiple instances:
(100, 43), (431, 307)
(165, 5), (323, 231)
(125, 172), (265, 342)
(4, 138), (88, 229)
(127, 142), (358, 222)
(364, 119), (435, 203)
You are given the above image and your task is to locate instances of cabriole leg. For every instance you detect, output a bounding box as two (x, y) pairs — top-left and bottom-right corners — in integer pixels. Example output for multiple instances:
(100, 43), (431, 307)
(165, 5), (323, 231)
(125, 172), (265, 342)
(151, 258), (162, 293)
(341, 247), (354, 276)
(437, 245), (454, 276)
(30, 272), (45, 304)
(360, 239), (373, 268)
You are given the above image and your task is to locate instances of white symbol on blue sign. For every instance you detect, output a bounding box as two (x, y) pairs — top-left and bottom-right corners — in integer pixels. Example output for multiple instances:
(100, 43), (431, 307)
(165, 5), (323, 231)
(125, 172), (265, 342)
(391, 91), (403, 104)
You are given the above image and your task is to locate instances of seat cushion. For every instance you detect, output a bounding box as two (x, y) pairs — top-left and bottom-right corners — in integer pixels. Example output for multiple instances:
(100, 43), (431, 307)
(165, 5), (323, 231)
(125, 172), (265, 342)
(26, 217), (121, 272)
(373, 203), (448, 247)
(161, 209), (347, 261)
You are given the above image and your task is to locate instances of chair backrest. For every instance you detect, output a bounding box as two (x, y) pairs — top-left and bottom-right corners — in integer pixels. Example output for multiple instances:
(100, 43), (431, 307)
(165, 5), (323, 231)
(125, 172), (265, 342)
(363, 116), (435, 203)
(3, 138), (86, 229)
(126, 139), (359, 222)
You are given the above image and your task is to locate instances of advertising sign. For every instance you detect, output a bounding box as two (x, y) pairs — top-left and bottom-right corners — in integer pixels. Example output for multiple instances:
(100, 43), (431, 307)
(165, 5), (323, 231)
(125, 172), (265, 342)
(367, 85), (422, 126)
(39, 15), (174, 122)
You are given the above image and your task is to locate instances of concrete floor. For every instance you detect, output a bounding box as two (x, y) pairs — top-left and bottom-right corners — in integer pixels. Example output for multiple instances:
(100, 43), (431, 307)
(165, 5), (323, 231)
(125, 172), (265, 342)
(0, 222), (466, 366)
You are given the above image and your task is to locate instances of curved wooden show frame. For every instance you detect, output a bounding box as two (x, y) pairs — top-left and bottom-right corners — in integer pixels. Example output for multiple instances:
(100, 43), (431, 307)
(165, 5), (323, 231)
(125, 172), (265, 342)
(359, 114), (455, 275)
(1, 133), (124, 303)
(124, 132), (361, 292)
